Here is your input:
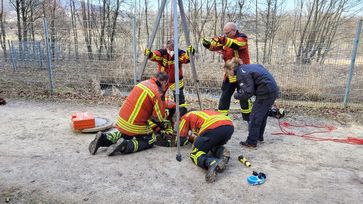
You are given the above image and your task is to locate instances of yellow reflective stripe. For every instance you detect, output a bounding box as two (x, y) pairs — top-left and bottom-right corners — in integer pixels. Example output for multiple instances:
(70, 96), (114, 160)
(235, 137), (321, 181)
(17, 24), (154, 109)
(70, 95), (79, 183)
(232, 39), (246, 47)
(162, 59), (175, 66)
(198, 115), (231, 135)
(116, 116), (149, 134)
(137, 83), (155, 97)
(240, 99), (253, 113)
(179, 103), (188, 107)
(225, 38), (233, 47)
(193, 111), (209, 120)
(218, 110), (229, 115)
(132, 139), (138, 152)
(151, 55), (162, 61)
(225, 38), (247, 48)
(154, 102), (164, 121)
(148, 120), (157, 128)
(160, 67), (165, 72)
(228, 75), (237, 83)
(190, 154), (198, 165)
(128, 92), (148, 123)
(149, 133), (156, 144)
(196, 151), (206, 158)
(179, 119), (186, 133)
(169, 79), (184, 91)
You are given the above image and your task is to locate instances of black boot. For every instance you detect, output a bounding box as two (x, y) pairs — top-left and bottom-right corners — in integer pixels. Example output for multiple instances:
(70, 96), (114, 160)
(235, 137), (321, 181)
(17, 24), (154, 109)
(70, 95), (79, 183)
(213, 146), (230, 173)
(106, 138), (127, 156)
(89, 132), (113, 155)
(205, 158), (223, 183)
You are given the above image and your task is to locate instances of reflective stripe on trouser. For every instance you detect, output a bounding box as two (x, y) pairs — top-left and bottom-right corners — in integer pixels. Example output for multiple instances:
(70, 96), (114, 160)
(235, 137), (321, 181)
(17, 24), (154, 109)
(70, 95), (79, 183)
(190, 147), (208, 169)
(240, 98), (253, 121)
(121, 133), (156, 154)
(106, 131), (123, 143)
(218, 80), (237, 115)
(191, 126), (234, 169)
(190, 147), (220, 169)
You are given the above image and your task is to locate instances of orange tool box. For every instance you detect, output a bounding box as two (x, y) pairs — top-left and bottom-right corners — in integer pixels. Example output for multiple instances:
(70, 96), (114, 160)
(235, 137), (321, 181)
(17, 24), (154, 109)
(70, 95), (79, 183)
(71, 112), (95, 130)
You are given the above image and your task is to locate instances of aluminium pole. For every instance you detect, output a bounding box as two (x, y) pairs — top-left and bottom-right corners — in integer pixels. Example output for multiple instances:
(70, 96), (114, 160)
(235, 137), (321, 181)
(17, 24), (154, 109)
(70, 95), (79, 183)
(138, 0), (167, 81)
(173, 0), (182, 162)
(343, 19), (362, 107)
(178, 0), (202, 109)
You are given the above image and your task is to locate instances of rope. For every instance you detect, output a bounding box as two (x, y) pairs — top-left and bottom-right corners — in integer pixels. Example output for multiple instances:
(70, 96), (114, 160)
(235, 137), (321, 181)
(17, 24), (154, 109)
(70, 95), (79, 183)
(272, 119), (363, 145)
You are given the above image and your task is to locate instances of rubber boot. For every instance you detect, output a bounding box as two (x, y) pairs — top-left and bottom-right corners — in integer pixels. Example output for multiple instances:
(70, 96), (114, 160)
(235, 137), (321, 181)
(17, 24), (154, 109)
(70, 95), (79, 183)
(205, 158), (223, 183)
(213, 146), (230, 173)
(89, 132), (113, 155)
(106, 138), (127, 156)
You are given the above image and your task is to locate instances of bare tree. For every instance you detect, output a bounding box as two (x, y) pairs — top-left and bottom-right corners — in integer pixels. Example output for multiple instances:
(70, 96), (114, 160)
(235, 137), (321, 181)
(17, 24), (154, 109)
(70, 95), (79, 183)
(69, 0), (79, 59)
(188, 0), (214, 49)
(0, 0), (7, 60)
(261, 0), (286, 64)
(294, 0), (358, 64)
(80, 0), (93, 59)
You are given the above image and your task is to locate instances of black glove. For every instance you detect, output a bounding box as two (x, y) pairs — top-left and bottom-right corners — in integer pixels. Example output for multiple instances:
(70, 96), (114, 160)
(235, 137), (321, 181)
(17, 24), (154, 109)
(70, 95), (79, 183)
(187, 45), (196, 55)
(202, 38), (211, 49)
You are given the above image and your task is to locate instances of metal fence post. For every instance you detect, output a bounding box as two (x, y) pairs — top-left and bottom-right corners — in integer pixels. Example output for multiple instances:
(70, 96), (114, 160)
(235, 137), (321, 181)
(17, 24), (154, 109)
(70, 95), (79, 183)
(8, 40), (16, 72)
(43, 19), (55, 94)
(343, 19), (362, 107)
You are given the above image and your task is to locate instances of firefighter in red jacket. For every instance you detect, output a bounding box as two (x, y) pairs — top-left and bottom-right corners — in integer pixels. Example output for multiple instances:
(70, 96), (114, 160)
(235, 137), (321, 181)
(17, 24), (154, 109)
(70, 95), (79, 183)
(202, 22), (252, 121)
(179, 110), (234, 183)
(145, 40), (195, 116)
(88, 72), (169, 156)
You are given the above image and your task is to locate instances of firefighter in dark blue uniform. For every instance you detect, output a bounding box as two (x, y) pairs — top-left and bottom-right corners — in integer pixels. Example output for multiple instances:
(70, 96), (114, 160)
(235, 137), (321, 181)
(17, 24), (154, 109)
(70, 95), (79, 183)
(225, 59), (279, 148)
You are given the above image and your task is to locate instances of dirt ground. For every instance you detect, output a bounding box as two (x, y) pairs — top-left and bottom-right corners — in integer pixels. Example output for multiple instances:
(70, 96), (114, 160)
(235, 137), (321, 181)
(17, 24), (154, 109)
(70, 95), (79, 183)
(0, 99), (362, 204)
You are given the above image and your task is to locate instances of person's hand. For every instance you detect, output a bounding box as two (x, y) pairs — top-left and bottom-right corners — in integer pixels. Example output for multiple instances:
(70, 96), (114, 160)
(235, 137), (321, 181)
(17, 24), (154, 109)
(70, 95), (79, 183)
(187, 45), (196, 55)
(218, 36), (227, 44)
(211, 37), (219, 47)
(202, 38), (211, 49)
(144, 48), (152, 58)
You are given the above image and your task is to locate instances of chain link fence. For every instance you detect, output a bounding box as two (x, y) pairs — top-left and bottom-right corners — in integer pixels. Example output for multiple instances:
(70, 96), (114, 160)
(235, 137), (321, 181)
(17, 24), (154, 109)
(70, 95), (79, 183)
(0, 16), (362, 108)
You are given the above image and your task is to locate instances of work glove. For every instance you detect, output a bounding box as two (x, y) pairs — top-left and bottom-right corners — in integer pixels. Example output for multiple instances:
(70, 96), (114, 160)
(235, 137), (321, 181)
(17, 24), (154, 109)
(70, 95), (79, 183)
(202, 38), (211, 49)
(212, 36), (226, 45)
(187, 45), (196, 55)
(144, 48), (152, 58)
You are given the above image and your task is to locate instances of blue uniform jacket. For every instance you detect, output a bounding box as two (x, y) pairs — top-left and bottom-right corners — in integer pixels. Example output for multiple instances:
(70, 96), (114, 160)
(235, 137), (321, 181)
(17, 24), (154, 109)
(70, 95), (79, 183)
(234, 64), (279, 101)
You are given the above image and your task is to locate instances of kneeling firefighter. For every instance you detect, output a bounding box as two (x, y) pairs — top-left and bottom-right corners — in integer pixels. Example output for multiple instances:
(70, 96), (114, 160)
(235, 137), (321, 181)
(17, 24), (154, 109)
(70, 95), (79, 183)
(179, 110), (234, 183)
(88, 72), (170, 156)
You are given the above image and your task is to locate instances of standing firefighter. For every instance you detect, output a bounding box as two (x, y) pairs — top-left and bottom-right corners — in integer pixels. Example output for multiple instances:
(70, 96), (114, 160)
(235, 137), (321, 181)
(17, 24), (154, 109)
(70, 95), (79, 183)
(145, 40), (195, 116)
(89, 72), (170, 155)
(202, 22), (252, 121)
(179, 110), (234, 183)
(225, 59), (279, 148)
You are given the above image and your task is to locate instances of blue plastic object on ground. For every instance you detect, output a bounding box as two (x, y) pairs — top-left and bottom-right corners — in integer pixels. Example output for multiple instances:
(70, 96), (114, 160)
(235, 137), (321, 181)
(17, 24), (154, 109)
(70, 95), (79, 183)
(247, 175), (266, 185)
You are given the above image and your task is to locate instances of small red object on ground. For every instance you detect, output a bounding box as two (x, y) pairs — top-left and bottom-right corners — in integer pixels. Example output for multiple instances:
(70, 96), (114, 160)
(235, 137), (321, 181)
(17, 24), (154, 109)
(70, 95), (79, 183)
(71, 112), (95, 130)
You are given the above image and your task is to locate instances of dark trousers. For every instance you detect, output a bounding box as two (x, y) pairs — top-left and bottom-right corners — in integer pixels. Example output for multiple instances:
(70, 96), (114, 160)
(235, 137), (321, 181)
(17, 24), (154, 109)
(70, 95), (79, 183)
(218, 80), (251, 120)
(246, 97), (276, 145)
(191, 125), (234, 169)
(172, 87), (186, 105)
(121, 134), (155, 154)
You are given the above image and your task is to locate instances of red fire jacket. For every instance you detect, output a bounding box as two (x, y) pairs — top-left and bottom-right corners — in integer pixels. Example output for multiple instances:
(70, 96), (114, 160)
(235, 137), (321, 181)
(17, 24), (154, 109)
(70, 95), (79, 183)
(115, 77), (166, 136)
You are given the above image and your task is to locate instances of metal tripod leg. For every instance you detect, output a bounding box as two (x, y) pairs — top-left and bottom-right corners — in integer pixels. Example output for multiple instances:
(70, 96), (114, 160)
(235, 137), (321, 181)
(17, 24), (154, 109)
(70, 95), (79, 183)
(138, 0), (168, 81)
(178, 0), (203, 110)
